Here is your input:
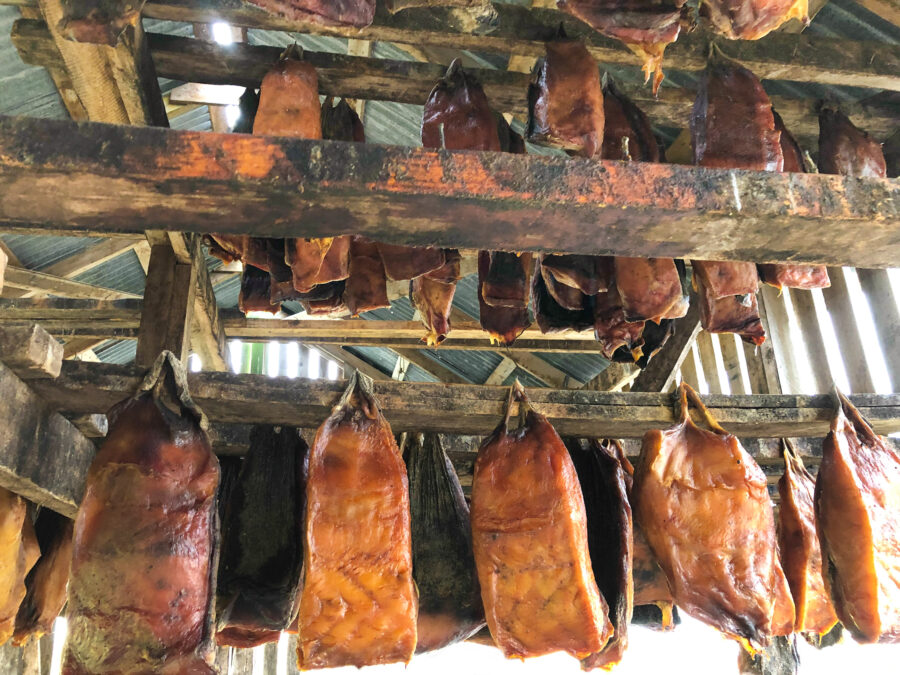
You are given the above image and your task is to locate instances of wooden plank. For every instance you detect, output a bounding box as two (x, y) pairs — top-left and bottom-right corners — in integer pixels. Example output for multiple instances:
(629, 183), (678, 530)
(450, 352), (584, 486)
(854, 0), (900, 27)
(0, 246), (6, 295)
(779, 0), (829, 32)
(0, 322), (63, 379)
(2, 267), (141, 300)
(68, 413), (108, 438)
(631, 304), (701, 392)
(855, 268), (900, 392)
(484, 357), (517, 385)
(2, 118), (898, 268)
(821, 268), (877, 393)
(230, 647), (253, 674)
(9, 0), (900, 92)
(718, 332), (747, 395)
(695, 330), (723, 395)
(679, 343), (700, 389)
(28, 360), (900, 438)
(0, 360), (96, 517)
(759, 285), (804, 394)
(788, 288), (833, 394)
(186, 236), (228, 371)
(40, 238), (142, 280)
(742, 340), (771, 394)
(311, 345), (392, 381)
(586, 362), (639, 392)
(134, 244), (197, 368)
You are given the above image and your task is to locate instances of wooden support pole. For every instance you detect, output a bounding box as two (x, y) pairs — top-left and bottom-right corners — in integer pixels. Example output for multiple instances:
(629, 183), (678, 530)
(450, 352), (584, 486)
(821, 268), (877, 393)
(0, 322), (63, 379)
(0, 360), (96, 517)
(28, 361), (900, 438)
(742, 340), (771, 395)
(759, 286), (804, 394)
(695, 331), (723, 395)
(718, 333), (747, 395)
(134, 244), (197, 368)
(484, 356), (517, 386)
(788, 288), (833, 394)
(0, 246), (6, 295)
(679, 344), (700, 390)
(631, 304), (701, 393)
(2, 118), (897, 268)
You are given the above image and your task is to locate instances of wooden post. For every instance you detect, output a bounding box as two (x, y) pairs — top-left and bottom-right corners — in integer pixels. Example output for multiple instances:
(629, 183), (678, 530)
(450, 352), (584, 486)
(134, 244), (196, 369)
(717, 333), (747, 395)
(695, 331), (723, 395)
(0, 323), (64, 379)
(821, 268), (877, 393)
(788, 288), (833, 393)
(679, 344), (700, 389)
(855, 268), (900, 392)
(630, 304), (701, 393)
(742, 341), (771, 395)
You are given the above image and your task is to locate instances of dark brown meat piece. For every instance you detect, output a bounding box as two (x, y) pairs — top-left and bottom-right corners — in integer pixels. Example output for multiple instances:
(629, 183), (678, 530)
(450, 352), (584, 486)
(594, 286), (645, 359)
(266, 239), (301, 303)
(496, 113), (526, 154)
(300, 281), (347, 316)
(377, 244), (445, 282)
(542, 263), (588, 311)
(601, 76), (661, 162)
(422, 59), (501, 152)
(253, 53), (321, 140)
(633, 383), (794, 651)
(615, 257), (684, 323)
(13, 510), (73, 645)
(471, 384), (612, 659)
(540, 254), (613, 296)
(533, 261), (594, 334)
(321, 97), (366, 143)
(0, 490), (39, 645)
(556, 0), (686, 94)
(695, 273), (766, 345)
(693, 260), (759, 299)
(818, 108), (887, 179)
(481, 252), (533, 308)
(216, 426), (308, 648)
(246, 0), (375, 29)
(411, 251), (461, 346)
(407, 434), (485, 652)
(815, 392), (900, 643)
(479, 251), (533, 345)
(701, 0), (808, 40)
(232, 87), (260, 134)
(240, 264), (280, 315)
(297, 373), (417, 668)
(566, 439), (633, 670)
(63, 352), (219, 674)
(527, 38), (605, 158)
(343, 237), (390, 316)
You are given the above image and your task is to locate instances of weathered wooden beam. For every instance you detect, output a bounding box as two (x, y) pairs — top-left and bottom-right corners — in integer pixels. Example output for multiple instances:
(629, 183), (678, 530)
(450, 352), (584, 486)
(854, 0), (900, 28)
(0, 322), (63, 379)
(0, 360), (96, 517)
(8, 0), (899, 92)
(68, 413), (108, 438)
(393, 348), (470, 383)
(631, 303), (701, 393)
(12, 20), (899, 141)
(134, 243), (196, 368)
(27, 360), (900, 437)
(484, 356), (517, 385)
(2, 266), (141, 300)
(2, 117), (898, 268)
(788, 287), (832, 394)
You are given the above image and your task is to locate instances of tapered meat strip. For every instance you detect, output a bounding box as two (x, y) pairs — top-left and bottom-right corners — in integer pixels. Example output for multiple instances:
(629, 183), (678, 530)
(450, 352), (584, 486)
(819, 107), (887, 179)
(481, 252), (534, 309)
(533, 261), (594, 335)
(615, 257), (684, 323)
(633, 383), (794, 651)
(297, 373), (417, 668)
(0, 490), (39, 646)
(601, 75), (661, 162)
(343, 237), (390, 316)
(594, 286), (645, 359)
(480, 251), (533, 345)
(471, 384), (612, 659)
(815, 392), (900, 643)
(411, 251), (462, 346)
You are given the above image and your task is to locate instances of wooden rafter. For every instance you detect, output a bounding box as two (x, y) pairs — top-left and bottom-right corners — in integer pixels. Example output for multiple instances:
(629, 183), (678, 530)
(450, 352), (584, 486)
(28, 360), (900, 437)
(1, 117), (897, 267)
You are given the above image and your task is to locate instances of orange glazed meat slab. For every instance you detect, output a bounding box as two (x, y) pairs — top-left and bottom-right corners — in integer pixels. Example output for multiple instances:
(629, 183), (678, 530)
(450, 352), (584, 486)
(815, 392), (900, 643)
(298, 373), (417, 668)
(633, 383), (794, 651)
(471, 383), (612, 660)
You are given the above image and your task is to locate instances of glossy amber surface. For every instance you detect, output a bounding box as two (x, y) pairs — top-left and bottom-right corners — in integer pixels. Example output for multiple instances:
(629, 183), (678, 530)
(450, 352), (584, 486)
(0, 488), (38, 645)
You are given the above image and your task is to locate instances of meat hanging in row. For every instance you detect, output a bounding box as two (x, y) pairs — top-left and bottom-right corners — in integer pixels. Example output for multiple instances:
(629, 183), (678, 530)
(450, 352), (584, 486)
(406, 434), (485, 652)
(0, 489), (39, 646)
(633, 382), (794, 651)
(216, 426), (308, 648)
(471, 383), (613, 659)
(816, 392), (900, 643)
(63, 352), (219, 674)
(297, 372), (418, 668)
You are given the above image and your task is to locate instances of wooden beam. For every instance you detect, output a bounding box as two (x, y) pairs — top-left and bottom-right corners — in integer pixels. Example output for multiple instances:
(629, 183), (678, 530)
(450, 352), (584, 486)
(631, 303), (701, 392)
(760, 285), (805, 394)
(2, 266), (141, 300)
(2, 118), (898, 268)
(27, 360), (900, 437)
(8, 0), (900, 92)
(718, 333), (747, 395)
(14, 21), (900, 141)
(484, 356), (517, 386)
(0, 322), (63, 379)
(695, 330), (724, 395)
(854, 0), (900, 28)
(0, 360), (96, 517)
(587, 362), (640, 392)
(184, 235), (228, 371)
(311, 345), (392, 381)
(134, 244), (196, 368)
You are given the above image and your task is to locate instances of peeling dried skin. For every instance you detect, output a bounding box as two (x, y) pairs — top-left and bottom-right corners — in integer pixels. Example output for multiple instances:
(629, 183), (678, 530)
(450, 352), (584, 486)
(240, 264), (280, 314)
(528, 40), (605, 158)
(594, 286), (645, 359)
(266, 239), (300, 304)
(542, 264), (588, 311)
(615, 257), (683, 323)
(412, 251), (461, 345)
(701, 0), (808, 40)
(301, 280), (347, 316)
(0, 489), (39, 645)
(555, 0), (686, 94)
(63, 353), (219, 674)
(13, 510), (74, 646)
(407, 434), (485, 653)
(533, 260), (594, 335)
(482, 252), (533, 309)
(471, 386), (612, 659)
(818, 108), (887, 179)
(216, 427), (308, 648)
(541, 254), (613, 296)
(377, 243), (445, 281)
(566, 439), (633, 670)
(601, 77), (661, 162)
(246, 0), (375, 27)
(633, 383), (794, 650)
(696, 274), (766, 345)
(777, 441), (839, 637)
(815, 393), (900, 644)
(480, 251), (532, 345)
(298, 374), (417, 668)
(344, 237), (391, 316)
(692, 261), (759, 299)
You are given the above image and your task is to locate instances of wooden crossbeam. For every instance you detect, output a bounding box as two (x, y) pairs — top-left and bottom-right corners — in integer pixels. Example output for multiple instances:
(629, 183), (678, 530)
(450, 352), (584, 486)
(3, 117), (896, 268)
(0, 360), (96, 517)
(28, 360), (900, 437)
(2, 266), (141, 300)
(0, 322), (63, 379)
(7, 0), (899, 92)
(631, 302), (701, 392)
(12, 20), (900, 141)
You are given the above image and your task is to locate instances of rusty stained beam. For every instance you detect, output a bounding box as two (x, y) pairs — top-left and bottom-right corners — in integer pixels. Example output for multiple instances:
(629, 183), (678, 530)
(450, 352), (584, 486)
(1, 116), (899, 267)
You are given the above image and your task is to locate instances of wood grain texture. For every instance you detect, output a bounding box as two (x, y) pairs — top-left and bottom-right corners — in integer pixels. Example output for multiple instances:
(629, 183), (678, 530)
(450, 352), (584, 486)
(631, 304), (701, 393)
(855, 268), (900, 392)
(0, 322), (63, 379)
(26, 361), (900, 438)
(1, 117), (898, 268)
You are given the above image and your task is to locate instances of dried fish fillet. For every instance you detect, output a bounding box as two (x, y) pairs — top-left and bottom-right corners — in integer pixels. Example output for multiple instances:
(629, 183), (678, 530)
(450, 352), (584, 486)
(297, 373), (417, 668)
(815, 392), (900, 643)
(633, 383), (794, 650)
(701, 0), (808, 40)
(0, 490), (39, 645)
(471, 384), (612, 659)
